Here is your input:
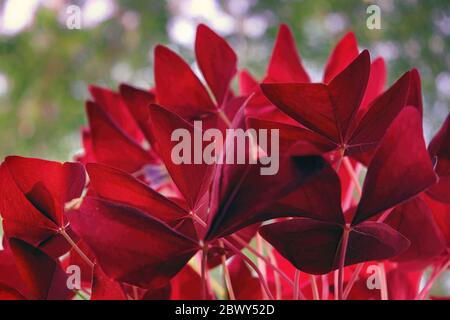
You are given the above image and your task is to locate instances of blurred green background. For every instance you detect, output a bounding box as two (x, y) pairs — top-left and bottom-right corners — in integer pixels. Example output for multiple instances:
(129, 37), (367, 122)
(0, 0), (449, 162)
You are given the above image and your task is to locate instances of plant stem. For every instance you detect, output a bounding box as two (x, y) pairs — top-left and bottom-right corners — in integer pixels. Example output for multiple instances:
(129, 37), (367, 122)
(378, 262), (388, 300)
(256, 234), (268, 300)
(189, 212), (294, 287)
(222, 238), (274, 300)
(267, 249), (282, 300)
(335, 149), (345, 173)
(343, 262), (365, 299)
(334, 271), (339, 300)
(343, 158), (362, 196)
(188, 255), (224, 296)
(337, 226), (350, 300)
(59, 228), (94, 269)
(293, 270), (301, 300)
(321, 274), (329, 300)
(190, 211), (207, 227)
(132, 286), (139, 300)
(292, 270), (306, 300)
(64, 197), (84, 211)
(230, 234), (294, 286)
(218, 240), (235, 300)
(201, 246), (208, 300)
(217, 109), (232, 127)
(417, 258), (450, 300)
(74, 290), (88, 300)
(310, 275), (320, 300)
(377, 208), (394, 223)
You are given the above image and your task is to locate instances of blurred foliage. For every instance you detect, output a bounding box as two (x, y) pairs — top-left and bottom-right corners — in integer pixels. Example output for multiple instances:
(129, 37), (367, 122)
(0, 0), (449, 160)
(0, 1), (169, 160)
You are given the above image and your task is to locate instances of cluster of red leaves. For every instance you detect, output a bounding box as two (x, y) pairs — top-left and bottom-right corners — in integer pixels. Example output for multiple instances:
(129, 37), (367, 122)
(0, 24), (449, 300)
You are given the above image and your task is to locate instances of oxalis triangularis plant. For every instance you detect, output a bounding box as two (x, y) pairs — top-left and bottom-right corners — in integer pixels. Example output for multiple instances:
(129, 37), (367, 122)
(0, 24), (449, 301)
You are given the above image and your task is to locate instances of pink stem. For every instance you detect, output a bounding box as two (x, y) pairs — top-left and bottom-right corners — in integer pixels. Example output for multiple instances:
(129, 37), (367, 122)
(230, 234), (294, 286)
(321, 274), (330, 300)
(335, 149), (345, 173)
(256, 234), (268, 300)
(267, 249), (283, 300)
(217, 109), (232, 127)
(60, 228), (94, 269)
(334, 271), (339, 300)
(219, 240), (235, 300)
(377, 208), (394, 223)
(417, 258), (450, 300)
(189, 212), (294, 286)
(343, 158), (362, 196)
(293, 270), (301, 300)
(343, 262), (365, 299)
(378, 262), (389, 300)
(310, 275), (320, 300)
(201, 247), (208, 300)
(337, 226), (350, 300)
(222, 238), (275, 300)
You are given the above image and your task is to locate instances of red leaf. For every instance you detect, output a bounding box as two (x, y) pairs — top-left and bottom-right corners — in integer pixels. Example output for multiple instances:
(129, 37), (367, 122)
(262, 66), (413, 159)
(259, 218), (343, 274)
(346, 71), (411, 154)
(353, 107), (437, 224)
(39, 227), (79, 259)
(323, 32), (359, 83)
(360, 57), (387, 110)
(77, 127), (95, 164)
(348, 222), (410, 266)
(239, 69), (280, 117)
(119, 84), (156, 145)
(261, 50), (370, 144)
(206, 154), (334, 239)
(247, 117), (335, 156)
(89, 85), (144, 142)
(239, 69), (259, 96)
(327, 50), (370, 140)
(0, 156), (85, 247)
(260, 219), (409, 274)
(407, 69), (423, 114)
(256, 159), (344, 224)
(385, 197), (446, 265)
(265, 24), (310, 83)
(86, 101), (156, 173)
(86, 163), (187, 224)
(261, 83), (338, 142)
(154, 45), (215, 119)
(148, 104), (215, 210)
(195, 24), (237, 106)
(0, 249), (27, 296)
(9, 238), (70, 300)
(0, 283), (26, 300)
(170, 265), (204, 300)
(91, 265), (127, 300)
(69, 197), (199, 288)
